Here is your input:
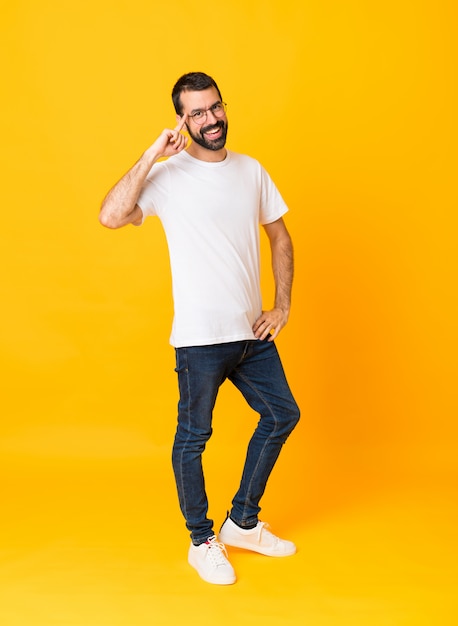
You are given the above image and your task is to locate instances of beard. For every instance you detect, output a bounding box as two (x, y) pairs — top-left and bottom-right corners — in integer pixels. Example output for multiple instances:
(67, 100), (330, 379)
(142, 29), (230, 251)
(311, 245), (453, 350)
(186, 119), (228, 151)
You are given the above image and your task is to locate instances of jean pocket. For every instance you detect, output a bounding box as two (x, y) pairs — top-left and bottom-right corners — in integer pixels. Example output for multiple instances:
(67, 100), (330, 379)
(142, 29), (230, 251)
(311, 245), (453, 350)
(175, 347), (188, 374)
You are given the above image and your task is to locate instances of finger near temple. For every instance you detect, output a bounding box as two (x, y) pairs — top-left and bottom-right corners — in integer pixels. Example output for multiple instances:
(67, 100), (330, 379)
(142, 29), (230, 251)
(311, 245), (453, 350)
(175, 114), (188, 132)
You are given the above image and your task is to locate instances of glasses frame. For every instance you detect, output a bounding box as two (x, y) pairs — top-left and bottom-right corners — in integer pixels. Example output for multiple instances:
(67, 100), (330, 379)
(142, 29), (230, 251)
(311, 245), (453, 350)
(186, 101), (227, 126)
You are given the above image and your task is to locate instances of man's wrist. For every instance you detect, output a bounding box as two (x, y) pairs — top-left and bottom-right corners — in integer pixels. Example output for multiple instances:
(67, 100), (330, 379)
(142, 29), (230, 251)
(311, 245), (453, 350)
(142, 146), (161, 167)
(275, 304), (290, 316)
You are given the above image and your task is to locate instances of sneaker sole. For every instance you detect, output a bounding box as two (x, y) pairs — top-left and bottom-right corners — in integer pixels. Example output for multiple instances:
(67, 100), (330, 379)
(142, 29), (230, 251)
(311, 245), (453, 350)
(218, 536), (296, 557)
(188, 557), (236, 585)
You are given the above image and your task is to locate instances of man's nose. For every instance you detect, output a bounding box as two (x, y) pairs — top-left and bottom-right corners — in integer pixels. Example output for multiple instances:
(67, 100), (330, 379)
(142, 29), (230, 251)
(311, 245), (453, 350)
(205, 109), (219, 124)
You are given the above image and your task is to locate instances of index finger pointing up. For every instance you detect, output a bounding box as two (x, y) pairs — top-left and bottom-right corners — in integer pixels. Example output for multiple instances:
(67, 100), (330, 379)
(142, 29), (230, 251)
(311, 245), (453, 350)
(175, 114), (187, 132)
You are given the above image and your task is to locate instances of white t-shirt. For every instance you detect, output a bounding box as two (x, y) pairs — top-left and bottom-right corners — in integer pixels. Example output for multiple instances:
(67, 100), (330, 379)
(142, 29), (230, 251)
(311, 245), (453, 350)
(137, 149), (288, 348)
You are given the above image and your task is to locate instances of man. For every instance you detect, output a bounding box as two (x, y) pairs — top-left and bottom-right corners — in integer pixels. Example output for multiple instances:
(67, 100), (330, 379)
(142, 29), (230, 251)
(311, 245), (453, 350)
(99, 72), (300, 585)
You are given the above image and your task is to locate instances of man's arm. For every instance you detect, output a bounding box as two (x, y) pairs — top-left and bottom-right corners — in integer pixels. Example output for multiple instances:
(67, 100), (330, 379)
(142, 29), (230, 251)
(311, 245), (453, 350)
(99, 115), (188, 229)
(253, 217), (294, 341)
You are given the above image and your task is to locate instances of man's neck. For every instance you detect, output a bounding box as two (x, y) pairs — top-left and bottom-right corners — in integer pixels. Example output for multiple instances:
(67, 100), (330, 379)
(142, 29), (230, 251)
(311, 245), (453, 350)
(186, 142), (227, 163)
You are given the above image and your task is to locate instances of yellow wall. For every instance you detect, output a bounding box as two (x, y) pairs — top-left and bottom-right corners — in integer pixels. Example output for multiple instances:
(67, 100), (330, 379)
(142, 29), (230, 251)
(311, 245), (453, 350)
(1, 2), (457, 620)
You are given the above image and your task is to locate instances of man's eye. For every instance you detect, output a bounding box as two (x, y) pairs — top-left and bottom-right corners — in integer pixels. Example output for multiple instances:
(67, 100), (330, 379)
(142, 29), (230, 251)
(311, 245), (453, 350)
(193, 111), (204, 119)
(212, 103), (222, 112)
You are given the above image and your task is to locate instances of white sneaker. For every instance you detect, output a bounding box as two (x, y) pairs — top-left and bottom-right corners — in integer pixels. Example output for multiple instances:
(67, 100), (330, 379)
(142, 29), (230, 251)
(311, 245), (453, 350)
(188, 535), (236, 585)
(219, 517), (296, 557)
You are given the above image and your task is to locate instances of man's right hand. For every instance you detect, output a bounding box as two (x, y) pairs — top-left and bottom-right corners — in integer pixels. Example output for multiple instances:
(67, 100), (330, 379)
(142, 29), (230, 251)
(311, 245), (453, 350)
(147, 114), (188, 160)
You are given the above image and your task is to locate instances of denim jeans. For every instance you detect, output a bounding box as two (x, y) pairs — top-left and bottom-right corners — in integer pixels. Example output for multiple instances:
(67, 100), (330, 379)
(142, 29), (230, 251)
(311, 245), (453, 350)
(172, 338), (300, 545)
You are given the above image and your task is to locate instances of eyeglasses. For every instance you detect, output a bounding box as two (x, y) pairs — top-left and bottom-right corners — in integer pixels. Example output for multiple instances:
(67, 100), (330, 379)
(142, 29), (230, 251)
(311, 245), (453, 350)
(186, 102), (227, 125)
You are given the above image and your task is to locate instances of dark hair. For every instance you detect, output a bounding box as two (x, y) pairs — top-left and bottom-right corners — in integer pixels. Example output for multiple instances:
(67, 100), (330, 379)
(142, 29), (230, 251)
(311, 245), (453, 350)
(172, 72), (223, 115)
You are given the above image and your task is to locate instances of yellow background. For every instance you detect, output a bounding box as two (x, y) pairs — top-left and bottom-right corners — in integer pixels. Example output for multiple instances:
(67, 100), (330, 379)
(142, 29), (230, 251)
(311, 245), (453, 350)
(1, 1), (457, 624)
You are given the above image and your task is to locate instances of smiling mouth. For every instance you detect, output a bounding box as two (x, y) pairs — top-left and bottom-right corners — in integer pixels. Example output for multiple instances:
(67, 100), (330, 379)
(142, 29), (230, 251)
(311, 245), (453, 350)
(202, 121), (224, 138)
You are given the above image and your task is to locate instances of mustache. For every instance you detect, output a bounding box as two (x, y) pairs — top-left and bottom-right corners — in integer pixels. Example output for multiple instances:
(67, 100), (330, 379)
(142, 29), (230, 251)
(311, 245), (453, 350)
(201, 120), (225, 134)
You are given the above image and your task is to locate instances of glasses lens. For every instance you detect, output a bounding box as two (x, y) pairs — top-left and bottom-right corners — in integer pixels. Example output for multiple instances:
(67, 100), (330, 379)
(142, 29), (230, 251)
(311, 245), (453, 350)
(193, 111), (206, 125)
(213, 103), (224, 117)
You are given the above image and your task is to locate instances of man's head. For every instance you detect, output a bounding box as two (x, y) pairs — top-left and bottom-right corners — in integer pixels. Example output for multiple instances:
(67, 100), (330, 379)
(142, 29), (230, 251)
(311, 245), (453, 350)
(172, 72), (228, 153)
(172, 72), (223, 115)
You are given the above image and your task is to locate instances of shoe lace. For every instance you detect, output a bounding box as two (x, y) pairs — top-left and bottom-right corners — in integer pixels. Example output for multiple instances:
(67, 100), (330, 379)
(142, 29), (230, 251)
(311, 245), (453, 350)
(259, 522), (281, 546)
(206, 536), (230, 566)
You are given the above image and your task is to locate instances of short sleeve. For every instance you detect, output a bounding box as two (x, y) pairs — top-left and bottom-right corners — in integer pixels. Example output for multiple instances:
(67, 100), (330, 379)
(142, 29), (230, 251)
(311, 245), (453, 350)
(259, 166), (289, 225)
(136, 161), (171, 222)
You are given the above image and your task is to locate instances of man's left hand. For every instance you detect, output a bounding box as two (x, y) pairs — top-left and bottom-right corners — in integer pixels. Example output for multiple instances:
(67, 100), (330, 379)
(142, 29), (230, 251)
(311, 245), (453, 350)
(253, 308), (289, 342)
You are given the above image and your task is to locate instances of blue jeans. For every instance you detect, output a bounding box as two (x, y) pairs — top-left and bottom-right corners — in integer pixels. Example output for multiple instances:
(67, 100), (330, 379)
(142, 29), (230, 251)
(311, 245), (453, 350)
(172, 339), (300, 545)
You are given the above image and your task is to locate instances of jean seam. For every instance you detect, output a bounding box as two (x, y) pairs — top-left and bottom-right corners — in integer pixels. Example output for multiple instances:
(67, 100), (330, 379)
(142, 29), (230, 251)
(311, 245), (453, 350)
(176, 348), (191, 532)
(235, 368), (279, 523)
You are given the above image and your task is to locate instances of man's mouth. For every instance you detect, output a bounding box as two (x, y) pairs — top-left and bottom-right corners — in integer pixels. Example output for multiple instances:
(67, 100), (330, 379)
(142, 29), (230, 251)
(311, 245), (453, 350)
(202, 122), (224, 139)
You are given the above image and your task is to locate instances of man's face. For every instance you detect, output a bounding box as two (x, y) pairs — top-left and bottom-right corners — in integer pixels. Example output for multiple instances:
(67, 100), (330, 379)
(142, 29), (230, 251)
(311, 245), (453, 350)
(179, 87), (228, 152)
